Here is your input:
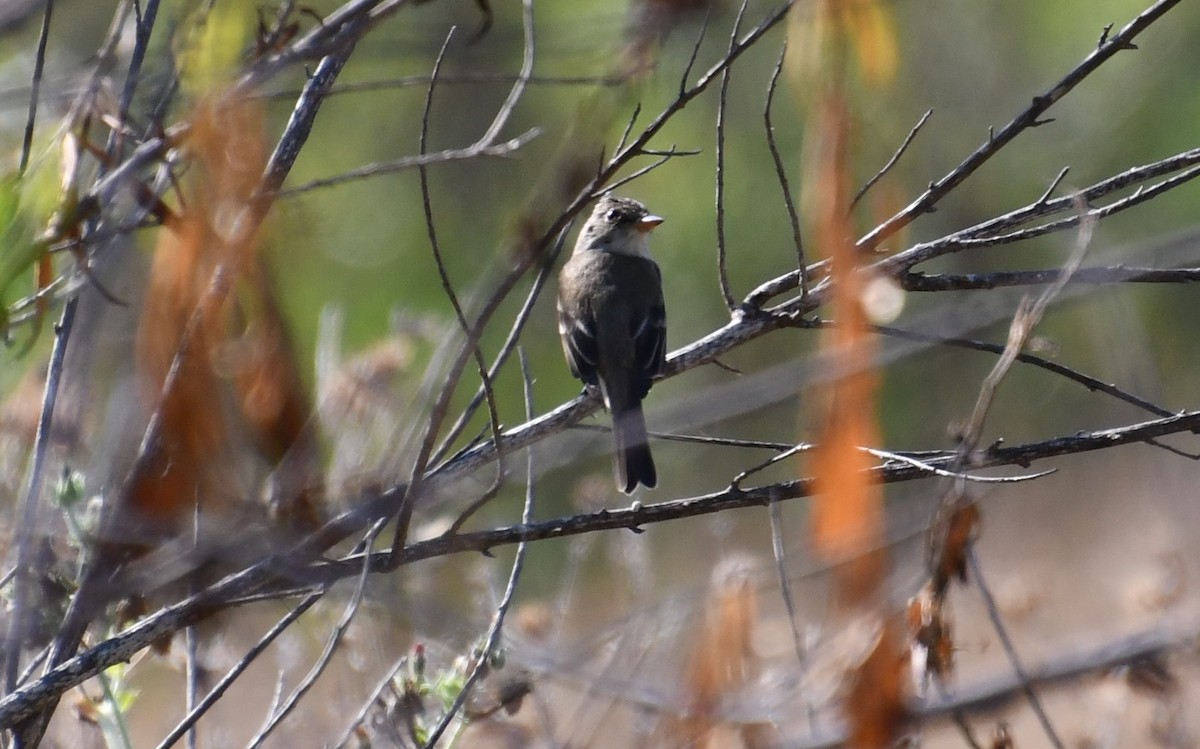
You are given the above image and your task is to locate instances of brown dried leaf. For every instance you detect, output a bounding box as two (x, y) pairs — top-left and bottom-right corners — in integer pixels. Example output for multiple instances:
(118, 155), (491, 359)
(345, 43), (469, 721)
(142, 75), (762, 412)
(906, 583), (954, 684)
(1125, 653), (1177, 696)
(671, 567), (758, 746)
(846, 626), (907, 749)
(932, 500), (980, 595)
(990, 722), (1014, 749)
(808, 93), (884, 608)
(128, 92), (270, 537)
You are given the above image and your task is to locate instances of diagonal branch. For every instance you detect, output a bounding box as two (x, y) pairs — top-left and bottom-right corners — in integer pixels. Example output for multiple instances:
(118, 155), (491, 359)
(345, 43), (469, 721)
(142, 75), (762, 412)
(855, 0), (1184, 254)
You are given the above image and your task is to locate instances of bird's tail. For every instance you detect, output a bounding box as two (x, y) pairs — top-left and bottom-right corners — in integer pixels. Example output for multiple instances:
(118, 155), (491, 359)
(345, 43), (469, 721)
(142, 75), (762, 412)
(612, 404), (656, 493)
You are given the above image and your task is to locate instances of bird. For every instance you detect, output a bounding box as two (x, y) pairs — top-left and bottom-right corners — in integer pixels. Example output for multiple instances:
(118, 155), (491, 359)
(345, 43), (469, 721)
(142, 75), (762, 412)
(557, 195), (667, 493)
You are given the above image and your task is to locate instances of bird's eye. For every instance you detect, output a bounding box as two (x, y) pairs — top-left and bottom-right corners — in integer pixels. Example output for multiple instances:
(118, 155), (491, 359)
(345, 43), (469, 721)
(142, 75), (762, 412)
(605, 209), (619, 221)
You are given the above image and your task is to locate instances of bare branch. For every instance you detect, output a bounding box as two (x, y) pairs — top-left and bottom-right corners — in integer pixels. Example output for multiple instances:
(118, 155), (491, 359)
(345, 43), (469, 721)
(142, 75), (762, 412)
(2, 301), (77, 695)
(245, 522), (381, 749)
(431, 226), (570, 465)
(277, 130), (541, 195)
(419, 348), (539, 749)
(872, 324), (1176, 419)
(762, 41), (806, 300)
(389, 0), (537, 557)
(16, 0), (52, 175)
(850, 108), (932, 211)
(856, 0), (1184, 254)
(416, 29), (506, 533)
(154, 592), (323, 749)
(901, 265), (1200, 291)
(967, 547), (1065, 749)
(714, 0), (748, 311)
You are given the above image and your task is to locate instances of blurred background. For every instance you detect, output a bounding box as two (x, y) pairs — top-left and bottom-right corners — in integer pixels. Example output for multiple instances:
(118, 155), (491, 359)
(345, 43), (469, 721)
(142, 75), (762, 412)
(2, 0), (1200, 746)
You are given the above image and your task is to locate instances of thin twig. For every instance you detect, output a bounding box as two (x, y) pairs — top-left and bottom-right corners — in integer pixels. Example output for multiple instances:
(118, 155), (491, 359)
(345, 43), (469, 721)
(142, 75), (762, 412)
(431, 226), (569, 465)
(849, 108), (932, 210)
(957, 204), (1095, 456)
(184, 624), (199, 749)
(109, 0), (161, 155)
(417, 29), (507, 531)
(733, 443), (811, 488)
(328, 649), (412, 748)
(951, 711), (986, 749)
(572, 422), (793, 451)
(1035, 166), (1071, 206)
(856, 0), (1183, 253)
(17, 0), (53, 176)
(931, 207), (1096, 749)
(615, 103), (641, 155)
(246, 522), (382, 749)
(862, 447), (1056, 484)
(762, 40), (806, 299)
(389, 0), (537, 557)
(260, 72), (625, 101)
(419, 348), (539, 749)
(714, 0), (748, 311)
(478, 0), (536, 147)
(3, 298), (78, 695)
(967, 548), (1064, 749)
(679, 4), (714, 95)
(602, 145), (702, 194)
(872, 324), (1175, 419)
(901, 264), (1200, 291)
(767, 499), (806, 665)
(153, 594), (324, 749)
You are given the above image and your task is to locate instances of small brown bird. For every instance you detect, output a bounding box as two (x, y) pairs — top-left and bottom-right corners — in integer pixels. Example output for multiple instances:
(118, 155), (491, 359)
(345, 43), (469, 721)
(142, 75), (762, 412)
(557, 196), (667, 493)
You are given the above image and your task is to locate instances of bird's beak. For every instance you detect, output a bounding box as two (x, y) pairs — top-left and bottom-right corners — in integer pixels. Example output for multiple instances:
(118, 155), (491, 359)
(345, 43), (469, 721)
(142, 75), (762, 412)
(636, 215), (665, 233)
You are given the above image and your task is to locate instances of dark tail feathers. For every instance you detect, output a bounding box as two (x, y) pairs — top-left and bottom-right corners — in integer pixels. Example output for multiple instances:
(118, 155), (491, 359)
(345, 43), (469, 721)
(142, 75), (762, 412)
(612, 405), (656, 493)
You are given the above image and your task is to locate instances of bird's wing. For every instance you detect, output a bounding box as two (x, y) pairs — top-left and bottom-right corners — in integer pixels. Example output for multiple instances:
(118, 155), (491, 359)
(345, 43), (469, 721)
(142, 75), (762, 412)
(630, 260), (666, 399)
(558, 299), (601, 388)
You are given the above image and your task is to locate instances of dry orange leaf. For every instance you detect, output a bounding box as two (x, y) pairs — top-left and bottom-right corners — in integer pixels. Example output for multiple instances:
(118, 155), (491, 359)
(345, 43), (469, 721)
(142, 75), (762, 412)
(846, 625), (907, 749)
(808, 94), (884, 609)
(672, 569), (758, 747)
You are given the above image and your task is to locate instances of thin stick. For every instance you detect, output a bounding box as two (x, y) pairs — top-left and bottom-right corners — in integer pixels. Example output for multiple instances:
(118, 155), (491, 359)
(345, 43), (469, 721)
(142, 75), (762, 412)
(111, 0), (161, 148)
(856, 0), (1183, 253)
(17, 0), (53, 176)
(678, 4), (713, 95)
(602, 146), (701, 194)
(184, 624), (199, 749)
(153, 594), (324, 749)
(419, 348), (539, 749)
(328, 648), (413, 748)
(260, 72), (625, 101)
(3, 297), (78, 695)
(762, 40), (806, 299)
(416, 29), (506, 525)
(245, 522), (382, 749)
(766, 499), (806, 666)
(958, 205), (1095, 456)
(968, 548), (1063, 749)
(389, 0), (537, 557)
(850, 108), (932, 210)
(932, 207), (1096, 749)
(714, 0), (748, 311)
(431, 226), (569, 465)
(902, 264), (1200, 291)
(872, 324), (1175, 418)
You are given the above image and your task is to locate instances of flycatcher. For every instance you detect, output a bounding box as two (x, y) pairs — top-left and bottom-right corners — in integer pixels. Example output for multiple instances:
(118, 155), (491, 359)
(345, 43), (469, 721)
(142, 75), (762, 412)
(557, 195), (667, 493)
